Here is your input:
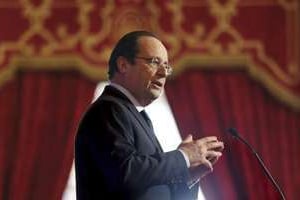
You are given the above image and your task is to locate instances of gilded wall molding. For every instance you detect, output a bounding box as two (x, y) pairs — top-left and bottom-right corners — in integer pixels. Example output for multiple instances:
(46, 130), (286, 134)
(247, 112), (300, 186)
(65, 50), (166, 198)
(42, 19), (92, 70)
(0, 0), (299, 110)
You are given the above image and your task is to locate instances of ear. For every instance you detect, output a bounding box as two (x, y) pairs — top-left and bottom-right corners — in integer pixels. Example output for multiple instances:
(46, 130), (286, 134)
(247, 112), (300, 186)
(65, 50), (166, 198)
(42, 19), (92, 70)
(116, 56), (129, 74)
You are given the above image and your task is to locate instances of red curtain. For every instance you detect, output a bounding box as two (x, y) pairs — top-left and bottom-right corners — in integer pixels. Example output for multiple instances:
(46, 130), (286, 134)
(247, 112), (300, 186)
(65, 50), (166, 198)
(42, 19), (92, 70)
(0, 70), (96, 200)
(165, 68), (300, 200)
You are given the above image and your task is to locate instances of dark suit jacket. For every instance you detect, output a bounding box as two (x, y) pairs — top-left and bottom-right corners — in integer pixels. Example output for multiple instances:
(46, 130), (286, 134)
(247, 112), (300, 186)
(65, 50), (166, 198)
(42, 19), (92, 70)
(75, 86), (199, 200)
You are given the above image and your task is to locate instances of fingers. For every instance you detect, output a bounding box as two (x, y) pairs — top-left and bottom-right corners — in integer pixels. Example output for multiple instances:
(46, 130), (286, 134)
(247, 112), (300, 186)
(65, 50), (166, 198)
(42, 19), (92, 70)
(206, 150), (222, 158)
(206, 141), (224, 151)
(179, 135), (224, 170)
(199, 140), (223, 167)
(193, 150), (222, 167)
(195, 136), (218, 145)
(201, 157), (213, 172)
(208, 155), (220, 165)
(206, 150), (222, 164)
(196, 137), (224, 152)
(179, 134), (224, 181)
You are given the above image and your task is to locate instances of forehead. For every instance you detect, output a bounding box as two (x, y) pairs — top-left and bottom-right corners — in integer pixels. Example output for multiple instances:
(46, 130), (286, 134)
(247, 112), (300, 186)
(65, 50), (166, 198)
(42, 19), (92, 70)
(137, 36), (168, 59)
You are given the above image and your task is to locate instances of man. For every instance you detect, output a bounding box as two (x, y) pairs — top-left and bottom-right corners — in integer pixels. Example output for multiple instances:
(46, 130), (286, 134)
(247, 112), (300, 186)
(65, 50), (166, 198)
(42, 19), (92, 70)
(75, 30), (224, 200)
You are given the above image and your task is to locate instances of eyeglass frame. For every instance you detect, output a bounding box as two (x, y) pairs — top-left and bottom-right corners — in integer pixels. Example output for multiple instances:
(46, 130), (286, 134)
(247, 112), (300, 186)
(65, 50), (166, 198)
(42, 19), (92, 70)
(134, 56), (173, 75)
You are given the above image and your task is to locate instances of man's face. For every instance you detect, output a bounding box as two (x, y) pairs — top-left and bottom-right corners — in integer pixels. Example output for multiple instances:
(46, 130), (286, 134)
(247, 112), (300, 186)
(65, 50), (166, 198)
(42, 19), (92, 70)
(125, 36), (169, 106)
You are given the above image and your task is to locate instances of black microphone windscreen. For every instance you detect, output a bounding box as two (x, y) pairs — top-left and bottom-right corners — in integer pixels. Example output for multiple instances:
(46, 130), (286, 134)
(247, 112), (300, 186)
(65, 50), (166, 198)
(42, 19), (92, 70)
(227, 127), (239, 138)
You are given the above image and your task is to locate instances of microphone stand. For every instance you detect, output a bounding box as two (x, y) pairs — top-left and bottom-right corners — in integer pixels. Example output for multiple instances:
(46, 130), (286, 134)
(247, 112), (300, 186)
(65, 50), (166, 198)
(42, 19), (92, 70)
(227, 128), (286, 200)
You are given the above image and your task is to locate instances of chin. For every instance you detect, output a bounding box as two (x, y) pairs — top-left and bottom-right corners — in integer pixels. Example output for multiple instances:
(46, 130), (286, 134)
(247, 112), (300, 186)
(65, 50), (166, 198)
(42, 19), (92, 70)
(149, 89), (161, 100)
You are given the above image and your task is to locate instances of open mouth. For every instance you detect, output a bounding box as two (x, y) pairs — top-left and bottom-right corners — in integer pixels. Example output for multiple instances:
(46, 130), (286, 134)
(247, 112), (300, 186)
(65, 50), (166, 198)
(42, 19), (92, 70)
(151, 80), (163, 88)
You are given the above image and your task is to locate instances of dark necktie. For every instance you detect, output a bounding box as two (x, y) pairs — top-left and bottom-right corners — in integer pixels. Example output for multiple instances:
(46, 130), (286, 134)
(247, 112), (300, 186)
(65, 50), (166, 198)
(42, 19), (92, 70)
(140, 110), (154, 130)
(139, 110), (163, 151)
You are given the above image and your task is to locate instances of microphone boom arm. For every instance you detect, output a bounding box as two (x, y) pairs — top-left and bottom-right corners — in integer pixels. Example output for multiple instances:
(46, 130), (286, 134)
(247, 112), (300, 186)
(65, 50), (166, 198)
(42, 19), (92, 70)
(227, 128), (286, 200)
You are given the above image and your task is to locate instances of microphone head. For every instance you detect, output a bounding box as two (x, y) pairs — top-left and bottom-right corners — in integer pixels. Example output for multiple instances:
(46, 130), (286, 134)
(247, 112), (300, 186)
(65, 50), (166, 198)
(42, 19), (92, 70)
(227, 127), (239, 138)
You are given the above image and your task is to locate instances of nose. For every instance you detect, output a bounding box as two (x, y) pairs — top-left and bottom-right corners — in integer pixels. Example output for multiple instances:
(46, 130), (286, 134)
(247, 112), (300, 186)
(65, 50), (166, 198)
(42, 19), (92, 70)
(156, 65), (168, 77)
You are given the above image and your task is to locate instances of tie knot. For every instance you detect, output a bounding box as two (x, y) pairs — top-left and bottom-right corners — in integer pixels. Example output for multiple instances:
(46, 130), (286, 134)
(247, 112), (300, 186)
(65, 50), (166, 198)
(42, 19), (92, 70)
(140, 110), (150, 120)
(140, 110), (152, 128)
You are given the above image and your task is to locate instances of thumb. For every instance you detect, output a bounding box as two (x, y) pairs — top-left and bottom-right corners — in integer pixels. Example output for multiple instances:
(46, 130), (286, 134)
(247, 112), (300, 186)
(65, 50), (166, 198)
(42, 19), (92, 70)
(182, 134), (193, 144)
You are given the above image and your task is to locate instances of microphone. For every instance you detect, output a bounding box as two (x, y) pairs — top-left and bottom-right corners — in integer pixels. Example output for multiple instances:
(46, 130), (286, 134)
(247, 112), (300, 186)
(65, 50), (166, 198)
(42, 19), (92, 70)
(227, 128), (286, 200)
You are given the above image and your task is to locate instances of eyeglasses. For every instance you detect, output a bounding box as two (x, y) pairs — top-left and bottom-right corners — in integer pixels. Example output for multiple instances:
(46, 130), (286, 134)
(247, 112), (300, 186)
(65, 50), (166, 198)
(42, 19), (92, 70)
(135, 56), (173, 76)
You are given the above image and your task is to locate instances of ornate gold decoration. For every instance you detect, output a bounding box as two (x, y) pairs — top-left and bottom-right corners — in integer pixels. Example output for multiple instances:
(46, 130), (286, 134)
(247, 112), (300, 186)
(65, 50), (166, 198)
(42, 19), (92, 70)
(0, 0), (299, 110)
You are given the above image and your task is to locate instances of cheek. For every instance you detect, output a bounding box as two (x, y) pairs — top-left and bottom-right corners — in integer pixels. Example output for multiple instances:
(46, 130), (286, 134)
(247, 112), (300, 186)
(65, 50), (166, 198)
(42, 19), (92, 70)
(141, 71), (154, 84)
(130, 74), (151, 91)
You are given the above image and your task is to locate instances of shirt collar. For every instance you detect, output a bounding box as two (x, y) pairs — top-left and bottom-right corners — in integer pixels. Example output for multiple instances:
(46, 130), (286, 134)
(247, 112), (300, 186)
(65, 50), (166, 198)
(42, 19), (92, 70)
(109, 82), (144, 112)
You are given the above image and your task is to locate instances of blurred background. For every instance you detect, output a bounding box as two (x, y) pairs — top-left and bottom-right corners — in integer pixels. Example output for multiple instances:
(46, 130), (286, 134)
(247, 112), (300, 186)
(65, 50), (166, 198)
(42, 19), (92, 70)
(0, 0), (299, 199)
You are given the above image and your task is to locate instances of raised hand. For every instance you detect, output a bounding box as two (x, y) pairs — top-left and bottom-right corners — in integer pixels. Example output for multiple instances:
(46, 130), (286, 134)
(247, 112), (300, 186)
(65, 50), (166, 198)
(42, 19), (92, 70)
(178, 135), (224, 178)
